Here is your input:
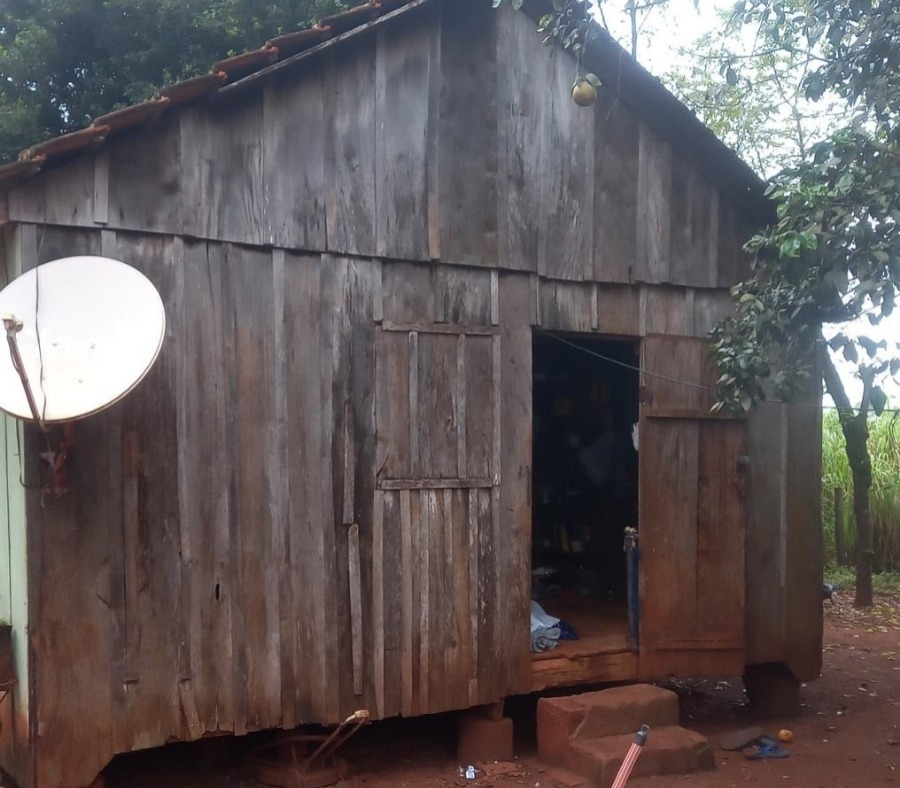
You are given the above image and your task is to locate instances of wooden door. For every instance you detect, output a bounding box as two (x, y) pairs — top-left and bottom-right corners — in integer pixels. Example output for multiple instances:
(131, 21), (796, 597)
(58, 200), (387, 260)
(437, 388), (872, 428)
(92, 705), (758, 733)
(638, 335), (746, 678)
(373, 321), (508, 717)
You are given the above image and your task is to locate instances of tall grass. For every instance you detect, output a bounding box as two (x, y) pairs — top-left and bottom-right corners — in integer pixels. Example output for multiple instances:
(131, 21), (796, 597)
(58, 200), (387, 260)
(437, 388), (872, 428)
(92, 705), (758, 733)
(822, 410), (900, 572)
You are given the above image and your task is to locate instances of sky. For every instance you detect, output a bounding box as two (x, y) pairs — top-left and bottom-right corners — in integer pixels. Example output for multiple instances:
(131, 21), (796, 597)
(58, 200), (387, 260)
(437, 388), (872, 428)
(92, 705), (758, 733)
(595, 0), (900, 407)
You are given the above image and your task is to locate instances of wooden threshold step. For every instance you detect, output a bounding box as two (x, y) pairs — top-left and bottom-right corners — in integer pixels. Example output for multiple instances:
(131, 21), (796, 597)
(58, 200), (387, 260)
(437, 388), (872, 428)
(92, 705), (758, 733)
(565, 725), (715, 786)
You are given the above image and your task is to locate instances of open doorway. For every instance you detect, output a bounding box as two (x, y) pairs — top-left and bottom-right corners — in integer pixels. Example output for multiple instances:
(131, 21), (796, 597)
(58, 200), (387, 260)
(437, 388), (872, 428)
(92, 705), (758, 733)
(530, 332), (640, 661)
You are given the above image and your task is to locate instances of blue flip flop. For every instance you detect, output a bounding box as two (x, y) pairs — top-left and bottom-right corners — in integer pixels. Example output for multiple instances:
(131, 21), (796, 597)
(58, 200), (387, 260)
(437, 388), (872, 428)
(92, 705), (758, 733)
(745, 742), (790, 759)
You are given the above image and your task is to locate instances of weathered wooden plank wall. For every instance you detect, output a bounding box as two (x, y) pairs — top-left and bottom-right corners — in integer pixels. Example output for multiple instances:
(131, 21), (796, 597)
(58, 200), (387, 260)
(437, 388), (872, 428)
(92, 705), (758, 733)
(5, 0), (754, 292)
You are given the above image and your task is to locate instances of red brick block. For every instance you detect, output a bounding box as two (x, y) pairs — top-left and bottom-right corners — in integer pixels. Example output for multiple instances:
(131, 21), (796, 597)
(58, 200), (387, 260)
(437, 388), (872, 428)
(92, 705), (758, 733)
(457, 714), (514, 764)
(574, 684), (679, 739)
(536, 695), (589, 766)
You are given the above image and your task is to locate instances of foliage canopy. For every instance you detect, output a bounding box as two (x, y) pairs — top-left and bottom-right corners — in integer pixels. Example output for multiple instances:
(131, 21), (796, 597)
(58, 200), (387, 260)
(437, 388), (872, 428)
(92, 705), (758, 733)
(0, 0), (346, 162)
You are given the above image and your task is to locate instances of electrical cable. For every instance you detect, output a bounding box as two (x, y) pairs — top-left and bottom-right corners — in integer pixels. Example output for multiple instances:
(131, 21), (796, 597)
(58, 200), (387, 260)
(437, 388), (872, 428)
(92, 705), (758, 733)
(546, 331), (900, 415)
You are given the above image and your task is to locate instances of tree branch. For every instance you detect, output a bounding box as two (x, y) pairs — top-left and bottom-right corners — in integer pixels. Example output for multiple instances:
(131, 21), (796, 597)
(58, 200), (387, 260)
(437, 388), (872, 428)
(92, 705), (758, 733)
(822, 348), (854, 414)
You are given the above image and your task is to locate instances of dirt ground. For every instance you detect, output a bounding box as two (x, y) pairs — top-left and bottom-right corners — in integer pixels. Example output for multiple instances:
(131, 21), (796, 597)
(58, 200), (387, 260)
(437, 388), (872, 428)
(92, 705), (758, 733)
(105, 588), (900, 788)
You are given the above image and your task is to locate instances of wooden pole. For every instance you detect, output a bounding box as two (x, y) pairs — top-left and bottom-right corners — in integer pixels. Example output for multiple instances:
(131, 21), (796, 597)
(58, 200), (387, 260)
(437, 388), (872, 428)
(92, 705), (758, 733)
(834, 487), (845, 566)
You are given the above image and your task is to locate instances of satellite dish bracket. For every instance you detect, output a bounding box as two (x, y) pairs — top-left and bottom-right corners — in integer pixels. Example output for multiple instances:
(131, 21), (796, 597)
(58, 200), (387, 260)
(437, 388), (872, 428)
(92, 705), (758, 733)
(2, 315), (46, 432)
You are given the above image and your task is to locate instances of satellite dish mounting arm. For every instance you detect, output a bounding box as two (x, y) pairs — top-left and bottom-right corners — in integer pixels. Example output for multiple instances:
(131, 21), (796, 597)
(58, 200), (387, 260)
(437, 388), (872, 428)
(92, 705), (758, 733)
(2, 315), (46, 431)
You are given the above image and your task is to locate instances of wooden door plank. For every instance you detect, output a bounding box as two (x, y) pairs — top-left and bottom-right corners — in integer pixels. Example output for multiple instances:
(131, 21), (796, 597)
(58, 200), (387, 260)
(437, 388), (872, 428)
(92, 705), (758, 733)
(640, 419), (700, 648)
(372, 492), (386, 717)
(381, 491), (404, 718)
(417, 333), (458, 479)
(696, 422), (746, 644)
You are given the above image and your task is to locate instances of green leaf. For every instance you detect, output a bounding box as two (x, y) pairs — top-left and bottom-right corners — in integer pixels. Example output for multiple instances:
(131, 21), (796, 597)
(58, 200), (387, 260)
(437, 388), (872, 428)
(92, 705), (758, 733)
(725, 66), (738, 86)
(843, 343), (858, 363)
(858, 335), (881, 358)
(824, 268), (849, 294)
(492, 0), (503, 7)
(511, 0), (524, 8)
(584, 72), (602, 88)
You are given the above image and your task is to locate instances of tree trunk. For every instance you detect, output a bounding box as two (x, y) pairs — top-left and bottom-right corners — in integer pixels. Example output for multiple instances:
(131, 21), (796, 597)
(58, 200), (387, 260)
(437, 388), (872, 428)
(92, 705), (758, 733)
(822, 353), (874, 608)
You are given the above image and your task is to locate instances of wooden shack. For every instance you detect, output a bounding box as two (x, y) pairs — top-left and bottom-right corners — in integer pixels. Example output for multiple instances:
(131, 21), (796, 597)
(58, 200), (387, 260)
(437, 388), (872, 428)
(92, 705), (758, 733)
(0, 0), (822, 785)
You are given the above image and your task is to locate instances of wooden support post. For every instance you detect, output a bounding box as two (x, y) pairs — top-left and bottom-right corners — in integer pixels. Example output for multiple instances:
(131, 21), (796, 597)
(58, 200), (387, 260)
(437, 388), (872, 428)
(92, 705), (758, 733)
(834, 487), (846, 566)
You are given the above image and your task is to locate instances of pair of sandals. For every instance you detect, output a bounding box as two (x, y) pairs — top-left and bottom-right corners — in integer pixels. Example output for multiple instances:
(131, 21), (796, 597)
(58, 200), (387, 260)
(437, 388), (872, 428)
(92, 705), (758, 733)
(720, 726), (790, 760)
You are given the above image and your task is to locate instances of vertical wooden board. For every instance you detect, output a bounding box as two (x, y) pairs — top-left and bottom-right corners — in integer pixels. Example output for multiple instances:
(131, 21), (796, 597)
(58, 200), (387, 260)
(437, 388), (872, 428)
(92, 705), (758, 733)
(349, 261), (377, 711)
(417, 334), (458, 479)
(473, 487), (496, 703)
(114, 232), (182, 747)
(541, 49), (594, 280)
(379, 491), (404, 717)
(181, 96), (266, 245)
(424, 491), (446, 710)
(433, 266), (493, 326)
(744, 403), (788, 665)
(283, 251), (334, 721)
(228, 245), (282, 731)
(399, 488), (414, 716)
(381, 261), (435, 323)
(497, 272), (533, 693)
(178, 240), (235, 734)
(317, 257), (349, 721)
(324, 37), (377, 256)
(8, 156), (95, 227)
(375, 10), (435, 261)
(669, 155), (717, 288)
(376, 329), (412, 481)
(438, 1), (499, 267)
(34, 225), (101, 264)
(716, 196), (755, 288)
(784, 382), (823, 681)
(464, 336), (494, 480)
(593, 90), (640, 284)
(596, 284), (640, 336)
(635, 123), (672, 284)
(106, 115), (183, 234)
(496, 6), (548, 272)
(641, 286), (691, 336)
(449, 488), (472, 710)
(693, 289), (734, 337)
(639, 418), (700, 646)
(642, 334), (713, 414)
(32, 416), (115, 788)
(265, 67), (327, 250)
(539, 280), (594, 332)
(695, 422), (746, 643)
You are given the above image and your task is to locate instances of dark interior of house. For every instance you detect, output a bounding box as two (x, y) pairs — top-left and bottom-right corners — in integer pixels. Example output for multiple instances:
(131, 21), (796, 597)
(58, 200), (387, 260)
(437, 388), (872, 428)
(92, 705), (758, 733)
(530, 333), (640, 652)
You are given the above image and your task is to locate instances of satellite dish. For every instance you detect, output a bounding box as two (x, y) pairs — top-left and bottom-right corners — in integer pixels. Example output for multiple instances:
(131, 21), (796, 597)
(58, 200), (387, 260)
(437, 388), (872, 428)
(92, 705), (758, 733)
(0, 255), (166, 424)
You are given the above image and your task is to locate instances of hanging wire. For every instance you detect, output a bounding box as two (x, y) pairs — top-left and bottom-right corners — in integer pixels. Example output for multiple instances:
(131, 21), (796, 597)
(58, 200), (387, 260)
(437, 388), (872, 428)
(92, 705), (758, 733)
(546, 332), (900, 415)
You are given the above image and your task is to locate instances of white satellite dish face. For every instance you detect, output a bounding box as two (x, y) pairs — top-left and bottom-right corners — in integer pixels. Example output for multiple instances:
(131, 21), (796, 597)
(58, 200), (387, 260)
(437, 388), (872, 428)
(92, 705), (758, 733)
(0, 255), (166, 423)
